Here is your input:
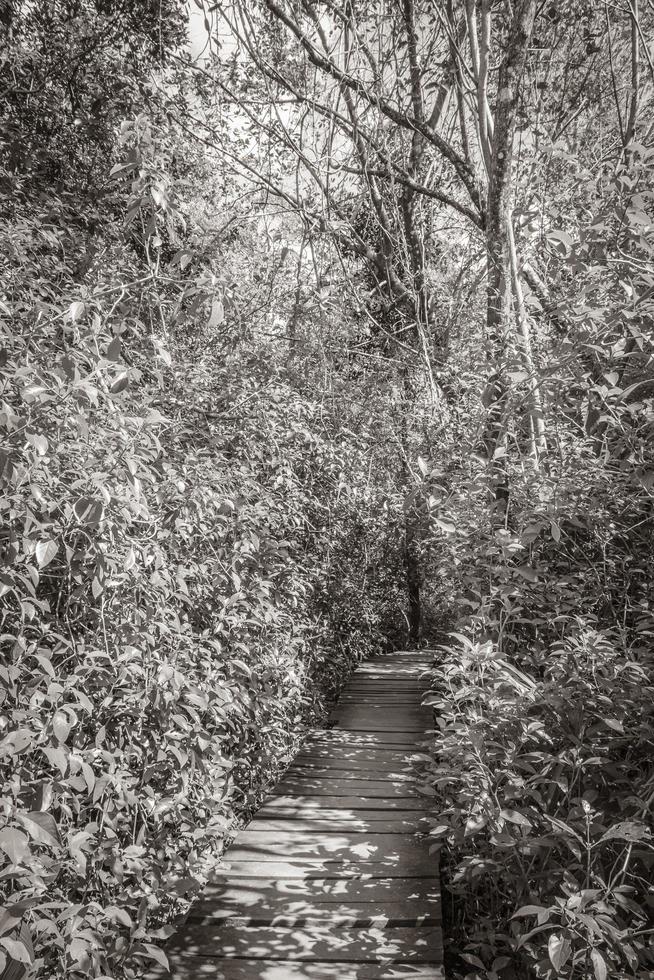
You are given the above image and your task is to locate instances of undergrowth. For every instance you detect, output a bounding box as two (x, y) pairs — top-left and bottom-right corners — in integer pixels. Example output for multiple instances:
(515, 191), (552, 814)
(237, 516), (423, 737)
(424, 627), (654, 980)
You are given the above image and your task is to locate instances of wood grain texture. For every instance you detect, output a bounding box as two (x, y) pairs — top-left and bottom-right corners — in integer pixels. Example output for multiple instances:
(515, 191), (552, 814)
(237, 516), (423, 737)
(147, 651), (442, 979)
(165, 923), (443, 961)
(147, 958), (444, 978)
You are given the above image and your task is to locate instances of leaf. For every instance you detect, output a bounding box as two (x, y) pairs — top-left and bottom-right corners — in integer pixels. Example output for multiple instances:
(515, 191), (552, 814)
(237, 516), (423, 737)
(208, 299), (224, 328)
(110, 373), (130, 394)
(106, 336), (122, 362)
(514, 565), (539, 583)
(0, 915), (21, 940)
(621, 943), (638, 970)
(464, 812), (488, 837)
(434, 518), (456, 534)
(0, 829), (30, 865)
(599, 821), (651, 844)
(68, 301), (85, 322)
(17, 812), (60, 848)
(500, 809), (532, 828)
(68, 937), (92, 970)
(0, 937), (32, 965)
(546, 814), (584, 842)
(512, 905), (548, 919)
(27, 433), (48, 456)
(547, 229), (573, 253)
(36, 539), (58, 568)
(0, 449), (14, 483)
(491, 957), (512, 973)
(104, 906), (132, 928)
(42, 746), (69, 777)
(461, 953), (486, 971)
(132, 943), (169, 969)
(517, 922), (558, 947)
(428, 825), (451, 837)
(548, 933), (571, 971)
(52, 711), (72, 743)
(601, 718), (624, 733)
(73, 497), (104, 527)
(591, 949), (607, 980)
(108, 160), (138, 178)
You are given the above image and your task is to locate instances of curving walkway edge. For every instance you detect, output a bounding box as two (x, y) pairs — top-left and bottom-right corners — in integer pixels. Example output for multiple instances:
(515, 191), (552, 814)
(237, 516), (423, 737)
(149, 651), (442, 979)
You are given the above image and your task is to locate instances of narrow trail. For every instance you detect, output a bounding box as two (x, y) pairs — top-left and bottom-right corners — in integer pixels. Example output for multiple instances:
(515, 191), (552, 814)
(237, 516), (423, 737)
(150, 651), (442, 979)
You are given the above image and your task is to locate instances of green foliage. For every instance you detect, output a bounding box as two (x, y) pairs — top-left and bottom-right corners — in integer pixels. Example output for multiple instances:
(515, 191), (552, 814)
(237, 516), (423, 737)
(418, 148), (654, 976)
(0, 42), (404, 980)
(3, 0), (654, 976)
(426, 629), (654, 979)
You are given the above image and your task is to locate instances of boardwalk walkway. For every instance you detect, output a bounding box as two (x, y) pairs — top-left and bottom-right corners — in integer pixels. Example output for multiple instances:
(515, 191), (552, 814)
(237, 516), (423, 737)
(151, 651), (442, 979)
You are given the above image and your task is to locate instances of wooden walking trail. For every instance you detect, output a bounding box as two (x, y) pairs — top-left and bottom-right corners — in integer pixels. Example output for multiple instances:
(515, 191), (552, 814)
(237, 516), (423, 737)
(150, 650), (442, 979)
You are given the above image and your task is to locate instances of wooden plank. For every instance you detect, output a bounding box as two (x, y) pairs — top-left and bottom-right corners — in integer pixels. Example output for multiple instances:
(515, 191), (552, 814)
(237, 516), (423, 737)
(188, 906), (440, 928)
(329, 711), (429, 726)
(199, 877), (441, 908)
(357, 670), (430, 676)
(332, 711), (433, 734)
(225, 832), (432, 866)
(331, 705), (428, 715)
(287, 752), (417, 769)
(293, 747), (420, 764)
(336, 695), (427, 702)
(339, 694), (425, 701)
(216, 860), (435, 878)
(282, 766), (414, 782)
(290, 739), (420, 753)
(165, 924), (443, 962)
(353, 673), (427, 681)
(260, 795), (428, 811)
(292, 751), (416, 766)
(248, 817), (419, 833)
(334, 704), (424, 711)
(291, 757), (416, 773)
(338, 685), (426, 691)
(366, 651), (436, 670)
(233, 828), (427, 849)
(305, 733), (426, 748)
(344, 681), (426, 688)
(255, 802), (428, 819)
(148, 957), (445, 978)
(189, 879), (441, 924)
(271, 777), (421, 798)
(254, 805), (428, 823)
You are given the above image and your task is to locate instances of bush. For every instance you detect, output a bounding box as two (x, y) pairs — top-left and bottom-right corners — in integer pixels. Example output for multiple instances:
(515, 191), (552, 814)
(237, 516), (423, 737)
(425, 628), (654, 979)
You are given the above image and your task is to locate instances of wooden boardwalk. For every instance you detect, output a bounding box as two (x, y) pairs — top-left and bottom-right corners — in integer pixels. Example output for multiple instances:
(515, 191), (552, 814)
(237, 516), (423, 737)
(150, 651), (442, 979)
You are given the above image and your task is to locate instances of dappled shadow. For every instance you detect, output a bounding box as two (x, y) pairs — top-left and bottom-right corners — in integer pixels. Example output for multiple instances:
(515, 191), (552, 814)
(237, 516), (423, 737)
(191, 875), (441, 927)
(146, 650), (443, 979)
(168, 922), (442, 963)
(155, 958), (444, 978)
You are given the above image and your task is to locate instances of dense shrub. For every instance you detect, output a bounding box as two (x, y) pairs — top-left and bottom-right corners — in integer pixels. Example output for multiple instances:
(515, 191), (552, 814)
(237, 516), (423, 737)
(425, 627), (654, 980)
(0, 85), (404, 980)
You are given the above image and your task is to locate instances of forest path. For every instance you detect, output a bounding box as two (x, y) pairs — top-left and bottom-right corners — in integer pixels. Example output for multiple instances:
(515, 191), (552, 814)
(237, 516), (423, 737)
(150, 651), (442, 979)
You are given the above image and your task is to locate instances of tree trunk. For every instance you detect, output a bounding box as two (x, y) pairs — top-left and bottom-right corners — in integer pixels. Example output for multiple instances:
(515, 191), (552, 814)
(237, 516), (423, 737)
(404, 520), (421, 646)
(484, 0), (537, 511)
(400, 371), (421, 646)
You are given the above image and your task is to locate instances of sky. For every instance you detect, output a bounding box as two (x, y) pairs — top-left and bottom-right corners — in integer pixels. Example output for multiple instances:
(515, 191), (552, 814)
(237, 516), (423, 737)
(187, 1), (216, 62)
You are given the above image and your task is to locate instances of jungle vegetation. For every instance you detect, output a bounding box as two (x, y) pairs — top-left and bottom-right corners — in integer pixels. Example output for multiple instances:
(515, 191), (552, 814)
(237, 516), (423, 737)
(1, 0), (653, 977)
